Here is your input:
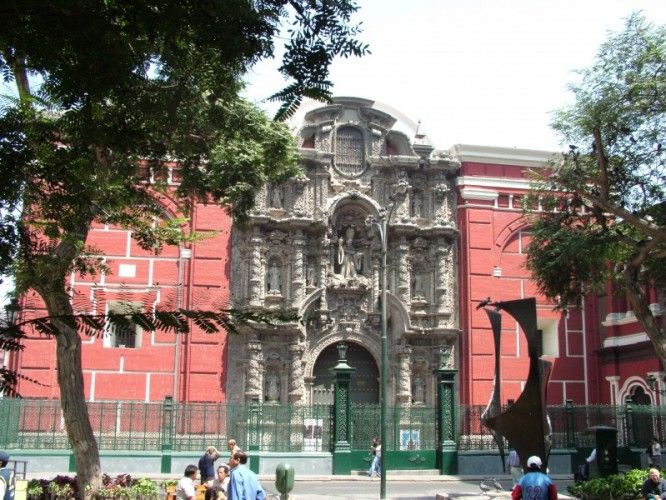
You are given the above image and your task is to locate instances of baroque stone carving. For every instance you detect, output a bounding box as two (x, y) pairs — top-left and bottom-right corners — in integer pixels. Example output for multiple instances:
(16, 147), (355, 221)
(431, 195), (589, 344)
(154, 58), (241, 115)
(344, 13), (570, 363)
(227, 98), (460, 405)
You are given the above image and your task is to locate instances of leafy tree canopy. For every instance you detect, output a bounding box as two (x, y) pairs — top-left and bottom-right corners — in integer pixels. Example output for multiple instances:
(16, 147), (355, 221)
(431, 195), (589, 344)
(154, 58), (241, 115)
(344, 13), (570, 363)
(0, 0), (368, 285)
(0, 1), (367, 494)
(526, 13), (666, 361)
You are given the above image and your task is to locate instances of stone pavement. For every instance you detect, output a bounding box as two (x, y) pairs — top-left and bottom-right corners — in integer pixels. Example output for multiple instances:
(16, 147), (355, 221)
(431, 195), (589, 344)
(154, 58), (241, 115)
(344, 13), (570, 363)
(257, 474), (575, 500)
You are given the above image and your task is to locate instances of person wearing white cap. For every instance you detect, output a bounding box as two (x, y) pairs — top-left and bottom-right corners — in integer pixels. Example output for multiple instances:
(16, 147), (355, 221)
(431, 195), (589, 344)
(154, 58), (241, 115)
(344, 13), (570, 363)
(511, 455), (557, 500)
(0, 451), (15, 500)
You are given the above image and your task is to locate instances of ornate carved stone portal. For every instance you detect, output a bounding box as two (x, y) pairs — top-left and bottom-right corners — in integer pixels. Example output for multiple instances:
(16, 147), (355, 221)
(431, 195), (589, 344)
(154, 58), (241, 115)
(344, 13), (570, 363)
(228, 97), (461, 405)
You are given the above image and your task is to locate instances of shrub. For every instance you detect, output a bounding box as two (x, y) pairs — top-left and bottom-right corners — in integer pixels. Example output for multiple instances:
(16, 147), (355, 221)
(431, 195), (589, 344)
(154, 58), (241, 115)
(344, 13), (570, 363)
(568, 468), (651, 500)
(26, 479), (43, 499)
(129, 478), (160, 499)
(27, 474), (159, 499)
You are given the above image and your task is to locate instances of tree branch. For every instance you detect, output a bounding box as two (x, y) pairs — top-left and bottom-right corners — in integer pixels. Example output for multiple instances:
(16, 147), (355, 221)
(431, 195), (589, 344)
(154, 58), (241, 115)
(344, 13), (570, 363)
(593, 127), (609, 201)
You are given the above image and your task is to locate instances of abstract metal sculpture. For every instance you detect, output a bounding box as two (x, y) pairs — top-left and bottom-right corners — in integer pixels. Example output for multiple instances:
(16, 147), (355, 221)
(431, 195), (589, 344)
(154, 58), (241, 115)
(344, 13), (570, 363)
(480, 298), (553, 470)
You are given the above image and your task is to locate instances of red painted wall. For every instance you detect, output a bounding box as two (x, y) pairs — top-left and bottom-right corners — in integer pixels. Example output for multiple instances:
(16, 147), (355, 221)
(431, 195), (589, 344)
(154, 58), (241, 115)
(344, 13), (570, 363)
(14, 188), (233, 403)
(457, 160), (602, 406)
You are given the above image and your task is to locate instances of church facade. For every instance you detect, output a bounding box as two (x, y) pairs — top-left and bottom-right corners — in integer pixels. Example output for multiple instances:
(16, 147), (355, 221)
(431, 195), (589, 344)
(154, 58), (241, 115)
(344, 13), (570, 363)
(227, 97), (459, 407)
(10, 97), (664, 410)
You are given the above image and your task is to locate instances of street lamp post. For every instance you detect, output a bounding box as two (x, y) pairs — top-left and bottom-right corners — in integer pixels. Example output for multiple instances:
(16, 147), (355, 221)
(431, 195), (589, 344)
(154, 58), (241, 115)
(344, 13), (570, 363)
(368, 207), (390, 499)
(1, 298), (20, 396)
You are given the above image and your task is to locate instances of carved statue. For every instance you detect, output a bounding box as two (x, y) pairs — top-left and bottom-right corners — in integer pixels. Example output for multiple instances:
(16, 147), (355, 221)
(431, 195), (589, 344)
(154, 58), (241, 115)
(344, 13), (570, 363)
(338, 226), (363, 278)
(412, 194), (423, 218)
(438, 344), (451, 369)
(270, 186), (283, 208)
(268, 261), (281, 293)
(413, 270), (425, 299)
(265, 371), (280, 402)
(412, 373), (425, 404)
(306, 261), (316, 287)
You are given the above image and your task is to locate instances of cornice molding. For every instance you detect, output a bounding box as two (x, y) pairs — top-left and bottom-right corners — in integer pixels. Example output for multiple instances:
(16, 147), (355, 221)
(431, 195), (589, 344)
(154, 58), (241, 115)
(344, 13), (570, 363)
(456, 176), (532, 191)
(602, 332), (650, 348)
(459, 187), (498, 201)
(450, 144), (559, 168)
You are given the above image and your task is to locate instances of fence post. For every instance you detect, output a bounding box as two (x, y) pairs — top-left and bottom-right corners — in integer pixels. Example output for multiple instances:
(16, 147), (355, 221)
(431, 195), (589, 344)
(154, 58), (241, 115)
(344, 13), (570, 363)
(565, 399), (576, 448)
(248, 399), (262, 474)
(160, 396), (174, 474)
(435, 364), (458, 475)
(330, 342), (356, 475)
(624, 399), (636, 448)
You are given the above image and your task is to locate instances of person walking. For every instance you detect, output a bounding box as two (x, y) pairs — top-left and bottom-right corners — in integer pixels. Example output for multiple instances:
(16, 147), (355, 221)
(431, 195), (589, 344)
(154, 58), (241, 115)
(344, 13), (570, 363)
(227, 451), (265, 500)
(506, 449), (523, 486)
(0, 451), (15, 500)
(641, 468), (666, 499)
(199, 446), (220, 483)
(650, 437), (662, 468)
(367, 437), (381, 478)
(227, 439), (241, 464)
(511, 456), (557, 500)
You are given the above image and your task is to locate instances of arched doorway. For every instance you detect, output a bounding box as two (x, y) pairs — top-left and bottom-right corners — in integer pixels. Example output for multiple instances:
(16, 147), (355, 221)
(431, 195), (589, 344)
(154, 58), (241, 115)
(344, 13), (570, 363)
(312, 342), (379, 404)
(626, 385), (654, 448)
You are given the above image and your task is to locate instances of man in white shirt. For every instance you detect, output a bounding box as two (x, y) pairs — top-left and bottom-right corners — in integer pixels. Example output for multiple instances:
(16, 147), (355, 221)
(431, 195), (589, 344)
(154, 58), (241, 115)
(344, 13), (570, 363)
(176, 464), (198, 500)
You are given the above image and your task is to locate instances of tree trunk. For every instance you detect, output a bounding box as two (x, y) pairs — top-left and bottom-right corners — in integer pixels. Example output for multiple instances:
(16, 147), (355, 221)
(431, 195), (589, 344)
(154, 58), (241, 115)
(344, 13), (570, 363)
(41, 290), (102, 499)
(624, 266), (666, 365)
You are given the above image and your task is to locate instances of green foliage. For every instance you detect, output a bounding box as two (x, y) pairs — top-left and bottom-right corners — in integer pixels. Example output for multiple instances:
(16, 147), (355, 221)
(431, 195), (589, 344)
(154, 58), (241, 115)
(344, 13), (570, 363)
(525, 13), (666, 361)
(161, 479), (178, 489)
(47, 480), (74, 499)
(0, 2), (365, 489)
(568, 469), (649, 499)
(26, 479), (44, 499)
(128, 477), (160, 499)
(0, 0), (367, 280)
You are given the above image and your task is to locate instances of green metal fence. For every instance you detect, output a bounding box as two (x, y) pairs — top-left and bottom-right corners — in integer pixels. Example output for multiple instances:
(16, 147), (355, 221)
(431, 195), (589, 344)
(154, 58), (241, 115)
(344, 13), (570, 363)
(458, 403), (666, 450)
(0, 398), (662, 452)
(350, 404), (437, 451)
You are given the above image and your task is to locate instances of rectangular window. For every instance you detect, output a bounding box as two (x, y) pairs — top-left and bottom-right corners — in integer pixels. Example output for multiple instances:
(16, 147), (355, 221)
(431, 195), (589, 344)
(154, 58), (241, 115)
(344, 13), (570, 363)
(537, 317), (559, 357)
(105, 301), (143, 349)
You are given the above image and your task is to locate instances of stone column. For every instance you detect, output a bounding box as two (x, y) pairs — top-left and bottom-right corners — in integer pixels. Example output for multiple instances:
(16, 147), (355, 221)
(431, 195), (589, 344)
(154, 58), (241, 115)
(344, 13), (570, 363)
(396, 344), (412, 406)
(396, 236), (410, 303)
(435, 239), (450, 311)
(319, 232), (330, 310)
(292, 232), (306, 304)
(249, 230), (264, 307)
(288, 343), (305, 403)
(245, 339), (263, 403)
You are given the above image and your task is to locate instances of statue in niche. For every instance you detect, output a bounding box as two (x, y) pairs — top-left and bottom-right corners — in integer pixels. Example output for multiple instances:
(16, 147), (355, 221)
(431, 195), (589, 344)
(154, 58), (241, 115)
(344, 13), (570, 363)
(265, 371), (280, 403)
(337, 225), (363, 278)
(412, 270), (426, 299)
(306, 261), (317, 287)
(412, 373), (425, 404)
(267, 261), (281, 293)
(412, 194), (423, 218)
(270, 186), (283, 208)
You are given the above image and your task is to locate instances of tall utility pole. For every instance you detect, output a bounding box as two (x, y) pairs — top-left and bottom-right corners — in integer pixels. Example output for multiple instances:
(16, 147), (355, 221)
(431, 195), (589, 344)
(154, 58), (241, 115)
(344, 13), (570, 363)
(368, 206), (391, 499)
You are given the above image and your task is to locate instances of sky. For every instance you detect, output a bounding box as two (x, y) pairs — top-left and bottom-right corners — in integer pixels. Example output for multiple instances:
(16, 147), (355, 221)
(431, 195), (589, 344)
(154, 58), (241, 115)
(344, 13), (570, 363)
(2, 2), (665, 305)
(243, 0), (666, 152)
